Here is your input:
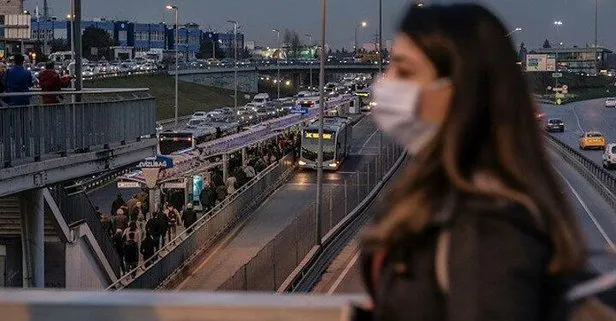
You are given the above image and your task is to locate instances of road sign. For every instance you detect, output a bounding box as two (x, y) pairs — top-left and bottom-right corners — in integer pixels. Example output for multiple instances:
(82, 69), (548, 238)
(552, 72), (563, 78)
(117, 181), (141, 189)
(138, 156), (174, 189)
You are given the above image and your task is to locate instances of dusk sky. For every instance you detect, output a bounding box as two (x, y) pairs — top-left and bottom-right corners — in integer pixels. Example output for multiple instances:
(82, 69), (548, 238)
(35, 1), (616, 50)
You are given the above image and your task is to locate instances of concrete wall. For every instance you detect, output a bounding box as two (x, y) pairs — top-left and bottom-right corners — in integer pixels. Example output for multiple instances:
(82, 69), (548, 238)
(0, 238), (65, 288)
(65, 237), (107, 290)
(179, 71), (259, 94)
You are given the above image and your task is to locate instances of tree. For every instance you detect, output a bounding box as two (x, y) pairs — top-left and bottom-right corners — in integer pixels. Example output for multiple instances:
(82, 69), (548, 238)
(197, 39), (224, 59)
(518, 42), (527, 62)
(82, 26), (115, 61)
(542, 39), (552, 49)
(282, 29), (302, 59)
(49, 39), (70, 53)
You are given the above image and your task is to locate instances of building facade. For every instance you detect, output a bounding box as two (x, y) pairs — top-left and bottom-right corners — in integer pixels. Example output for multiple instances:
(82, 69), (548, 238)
(530, 47), (613, 74)
(0, 0), (23, 15)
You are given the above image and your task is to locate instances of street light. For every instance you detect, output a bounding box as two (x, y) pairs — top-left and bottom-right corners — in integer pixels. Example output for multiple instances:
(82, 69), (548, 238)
(315, 0), (327, 246)
(227, 20), (239, 109)
(306, 33), (314, 89)
(553, 21), (563, 46)
(272, 29), (281, 99)
(506, 27), (522, 37)
(166, 4), (179, 126)
(354, 21), (367, 54)
(594, 0), (598, 74)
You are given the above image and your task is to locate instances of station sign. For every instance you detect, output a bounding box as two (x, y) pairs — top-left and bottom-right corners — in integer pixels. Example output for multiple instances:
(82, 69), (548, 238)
(138, 156), (174, 189)
(138, 156), (174, 169)
(117, 181), (141, 189)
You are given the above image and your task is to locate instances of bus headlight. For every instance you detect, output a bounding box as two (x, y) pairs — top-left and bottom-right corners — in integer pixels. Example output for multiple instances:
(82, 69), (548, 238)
(328, 163), (337, 168)
(298, 160), (306, 166)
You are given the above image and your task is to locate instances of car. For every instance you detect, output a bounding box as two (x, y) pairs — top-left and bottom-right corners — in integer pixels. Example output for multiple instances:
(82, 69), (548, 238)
(602, 143), (616, 169)
(190, 111), (208, 121)
(579, 131), (606, 150)
(545, 118), (565, 133)
(605, 98), (616, 108)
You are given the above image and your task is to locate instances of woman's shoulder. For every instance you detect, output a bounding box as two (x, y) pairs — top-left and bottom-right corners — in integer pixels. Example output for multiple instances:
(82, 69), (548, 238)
(458, 194), (550, 244)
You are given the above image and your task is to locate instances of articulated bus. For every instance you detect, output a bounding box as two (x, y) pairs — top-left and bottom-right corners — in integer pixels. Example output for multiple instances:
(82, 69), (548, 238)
(157, 127), (217, 155)
(298, 117), (352, 171)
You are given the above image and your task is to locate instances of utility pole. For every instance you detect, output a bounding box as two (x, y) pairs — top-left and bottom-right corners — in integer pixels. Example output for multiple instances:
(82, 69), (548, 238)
(227, 20), (239, 109)
(378, 0), (383, 176)
(594, 0), (599, 74)
(316, 0), (327, 246)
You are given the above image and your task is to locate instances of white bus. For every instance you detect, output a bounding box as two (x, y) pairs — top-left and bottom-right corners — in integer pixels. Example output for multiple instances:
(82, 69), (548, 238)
(298, 117), (352, 171)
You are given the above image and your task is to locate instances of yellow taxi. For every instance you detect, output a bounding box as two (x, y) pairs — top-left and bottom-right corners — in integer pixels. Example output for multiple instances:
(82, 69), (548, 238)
(579, 131), (606, 150)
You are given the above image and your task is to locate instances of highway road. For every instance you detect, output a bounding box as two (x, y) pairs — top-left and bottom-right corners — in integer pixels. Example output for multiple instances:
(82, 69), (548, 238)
(176, 116), (385, 290)
(541, 98), (616, 166)
(324, 100), (616, 294)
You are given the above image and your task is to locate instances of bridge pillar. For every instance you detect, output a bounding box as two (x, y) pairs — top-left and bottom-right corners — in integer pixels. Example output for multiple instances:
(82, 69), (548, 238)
(19, 188), (45, 288)
(222, 153), (229, 182)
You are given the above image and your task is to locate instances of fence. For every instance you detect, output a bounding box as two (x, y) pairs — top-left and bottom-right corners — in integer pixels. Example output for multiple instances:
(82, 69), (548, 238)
(47, 186), (122, 278)
(218, 141), (404, 291)
(545, 134), (616, 210)
(0, 89), (156, 167)
(107, 154), (296, 290)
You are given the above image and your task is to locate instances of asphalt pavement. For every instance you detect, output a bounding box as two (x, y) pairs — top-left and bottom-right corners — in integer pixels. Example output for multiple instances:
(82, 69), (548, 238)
(541, 98), (616, 166)
(177, 116), (384, 290)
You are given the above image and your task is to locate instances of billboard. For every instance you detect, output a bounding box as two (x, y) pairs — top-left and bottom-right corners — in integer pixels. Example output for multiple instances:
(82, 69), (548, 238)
(526, 54), (556, 72)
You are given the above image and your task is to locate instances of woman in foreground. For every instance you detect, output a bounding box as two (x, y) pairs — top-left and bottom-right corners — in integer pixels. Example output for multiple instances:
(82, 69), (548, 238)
(361, 3), (586, 320)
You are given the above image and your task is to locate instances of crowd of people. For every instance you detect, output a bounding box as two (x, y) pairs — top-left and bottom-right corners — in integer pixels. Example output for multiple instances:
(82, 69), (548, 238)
(98, 192), (197, 275)
(0, 53), (71, 106)
(96, 131), (299, 276)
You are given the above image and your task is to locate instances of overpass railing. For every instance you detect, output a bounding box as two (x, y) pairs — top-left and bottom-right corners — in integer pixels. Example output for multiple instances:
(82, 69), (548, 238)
(47, 185), (123, 278)
(0, 290), (365, 321)
(0, 89), (156, 168)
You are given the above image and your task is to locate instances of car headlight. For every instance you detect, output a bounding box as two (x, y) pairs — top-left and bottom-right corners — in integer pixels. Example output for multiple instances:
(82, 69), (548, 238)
(298, 160), (306, 166)
(328, 163), (337, 168)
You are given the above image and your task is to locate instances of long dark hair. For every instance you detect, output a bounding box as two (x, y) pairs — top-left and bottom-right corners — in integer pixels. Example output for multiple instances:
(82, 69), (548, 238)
(366, 4), (585, 274)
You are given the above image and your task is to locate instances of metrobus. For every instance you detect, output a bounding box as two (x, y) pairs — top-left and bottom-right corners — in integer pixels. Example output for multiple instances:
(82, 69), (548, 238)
(298, 117), (352, 171)
(157, 127), (216, 155)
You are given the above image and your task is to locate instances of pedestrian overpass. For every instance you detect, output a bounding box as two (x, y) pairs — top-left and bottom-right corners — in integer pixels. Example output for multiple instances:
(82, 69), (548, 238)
(0, 89), (156, 289)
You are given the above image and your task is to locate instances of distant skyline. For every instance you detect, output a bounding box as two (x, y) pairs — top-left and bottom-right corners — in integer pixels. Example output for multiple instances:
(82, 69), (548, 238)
(32, 1), (616, 50)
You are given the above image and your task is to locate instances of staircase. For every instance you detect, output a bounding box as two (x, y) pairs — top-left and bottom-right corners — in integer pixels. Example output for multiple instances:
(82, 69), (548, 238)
(0, 196), (56, 237)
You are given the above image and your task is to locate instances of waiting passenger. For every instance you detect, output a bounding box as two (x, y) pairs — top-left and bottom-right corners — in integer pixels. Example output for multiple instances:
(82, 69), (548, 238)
(360, 3), (587, 321)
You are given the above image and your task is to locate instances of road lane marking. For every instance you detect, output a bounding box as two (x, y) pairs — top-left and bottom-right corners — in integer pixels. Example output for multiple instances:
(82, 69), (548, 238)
(554, 168), (616, 250)
(358, 130), (379, 154)
(353, 114), (369, 128)
(572, 105), (584, 134)
(328, 251), (360, 295)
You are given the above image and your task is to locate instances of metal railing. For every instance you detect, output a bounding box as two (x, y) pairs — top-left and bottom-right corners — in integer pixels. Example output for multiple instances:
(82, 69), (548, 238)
(107, 153), (297, 290)
(0, 89), (156, 167)
(219, 141), (403, 291)
(0, 290), (365, 321)
(47, 186), (122, 278)
(544, 134), (616, 210)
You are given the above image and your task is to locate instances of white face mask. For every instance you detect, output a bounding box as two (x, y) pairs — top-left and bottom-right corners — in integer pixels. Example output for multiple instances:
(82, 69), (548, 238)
(372, 78), (450, 155)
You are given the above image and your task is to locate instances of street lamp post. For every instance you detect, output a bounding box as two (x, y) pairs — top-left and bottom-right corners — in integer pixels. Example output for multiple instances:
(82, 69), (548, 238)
(354, 21), (367, 55)
(306, 33), (313, 89)
(594, 0), (598, 74)
(378, 0), (384, 178)
(166, 5), (179, 127)
(553, 21), (562, 46)
(506, 27), (522, 37)
(227, 20), (239, 109)
(273, 29), (281, 99)
(315, 0), (327, 246)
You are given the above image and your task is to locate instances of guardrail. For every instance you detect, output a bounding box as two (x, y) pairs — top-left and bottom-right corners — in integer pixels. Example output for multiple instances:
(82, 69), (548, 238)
(107, 153), (296, 290)
(544, 134), (616, 210)
(0, 89), (156, 168)
(0, 290), (365, 321)
(47, 185), (122, 278)
(218, 140), (404, 292)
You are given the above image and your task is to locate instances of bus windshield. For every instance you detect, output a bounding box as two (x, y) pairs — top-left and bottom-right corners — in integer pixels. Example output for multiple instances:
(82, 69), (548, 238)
(302, 130), (335, 161)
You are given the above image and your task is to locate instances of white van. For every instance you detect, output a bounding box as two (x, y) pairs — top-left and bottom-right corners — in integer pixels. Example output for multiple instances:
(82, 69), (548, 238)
(252, 93), (271, 107)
